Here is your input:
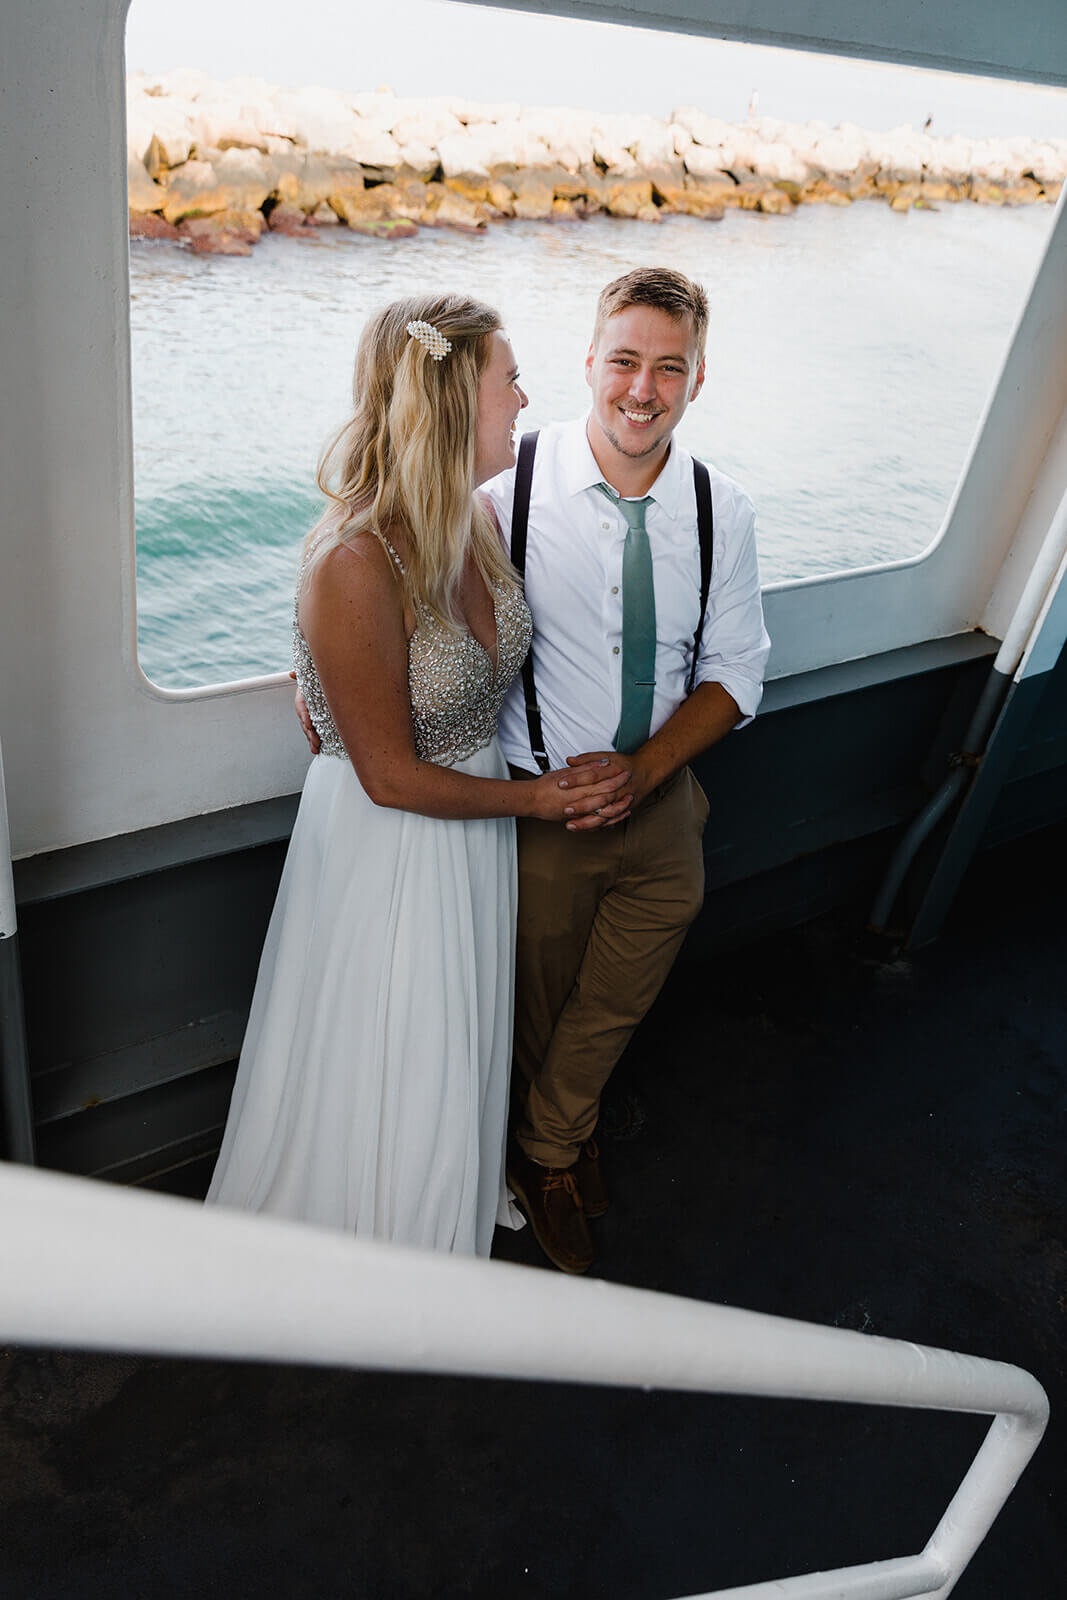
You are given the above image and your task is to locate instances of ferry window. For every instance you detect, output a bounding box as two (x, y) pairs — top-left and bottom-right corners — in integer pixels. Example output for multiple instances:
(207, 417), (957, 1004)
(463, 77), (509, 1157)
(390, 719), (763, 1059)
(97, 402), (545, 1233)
(126, 2), (1065, 688)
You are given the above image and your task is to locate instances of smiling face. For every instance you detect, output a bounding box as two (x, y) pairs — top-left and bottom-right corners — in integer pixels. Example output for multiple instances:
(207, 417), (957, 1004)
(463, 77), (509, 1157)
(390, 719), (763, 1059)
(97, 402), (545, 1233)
(585, 305), (705, 493)
(473, 330), (528, 486)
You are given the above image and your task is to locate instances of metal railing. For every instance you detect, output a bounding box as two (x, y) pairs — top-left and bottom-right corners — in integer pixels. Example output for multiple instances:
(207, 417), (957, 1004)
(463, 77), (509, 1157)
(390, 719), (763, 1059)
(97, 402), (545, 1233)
(0, 1161), (1048, 1599)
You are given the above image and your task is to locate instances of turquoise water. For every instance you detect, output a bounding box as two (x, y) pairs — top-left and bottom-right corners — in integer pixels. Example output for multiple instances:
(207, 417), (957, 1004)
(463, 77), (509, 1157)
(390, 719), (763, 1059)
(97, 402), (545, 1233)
(131, 202), (1057, 687)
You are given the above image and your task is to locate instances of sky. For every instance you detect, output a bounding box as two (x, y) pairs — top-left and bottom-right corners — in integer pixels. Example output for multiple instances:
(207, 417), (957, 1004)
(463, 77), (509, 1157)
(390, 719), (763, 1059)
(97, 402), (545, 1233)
(125, 0), (1067, 138)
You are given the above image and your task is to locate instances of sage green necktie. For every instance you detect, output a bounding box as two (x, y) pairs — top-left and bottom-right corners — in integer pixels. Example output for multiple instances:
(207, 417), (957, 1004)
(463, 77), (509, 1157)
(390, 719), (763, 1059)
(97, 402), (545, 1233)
(595, 484), (656, 754)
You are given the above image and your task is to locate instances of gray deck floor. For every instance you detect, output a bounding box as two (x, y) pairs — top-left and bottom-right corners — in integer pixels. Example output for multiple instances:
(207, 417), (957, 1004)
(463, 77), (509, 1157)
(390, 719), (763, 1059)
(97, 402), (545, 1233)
(1, 826), (1064, 1598)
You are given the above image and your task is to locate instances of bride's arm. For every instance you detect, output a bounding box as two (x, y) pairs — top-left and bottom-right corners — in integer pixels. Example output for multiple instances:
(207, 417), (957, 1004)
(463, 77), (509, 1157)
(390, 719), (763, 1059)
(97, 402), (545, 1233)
(299, 539), (630, 826)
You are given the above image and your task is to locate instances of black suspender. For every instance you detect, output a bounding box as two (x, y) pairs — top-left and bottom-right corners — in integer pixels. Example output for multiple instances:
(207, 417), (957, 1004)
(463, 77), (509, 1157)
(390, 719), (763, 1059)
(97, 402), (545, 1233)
(512, 432), (549, 772)
(509, 430), (714, 772)
(690, 458), (714, 696)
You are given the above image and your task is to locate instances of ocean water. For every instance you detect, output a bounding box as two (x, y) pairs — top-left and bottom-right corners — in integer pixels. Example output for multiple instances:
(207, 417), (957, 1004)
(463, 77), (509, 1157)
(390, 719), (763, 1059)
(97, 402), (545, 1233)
(131, 201), (1057, 688)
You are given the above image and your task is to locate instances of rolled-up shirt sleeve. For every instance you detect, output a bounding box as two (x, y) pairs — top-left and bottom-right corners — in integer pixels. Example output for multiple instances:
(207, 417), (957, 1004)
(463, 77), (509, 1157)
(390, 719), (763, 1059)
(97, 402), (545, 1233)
(693, 485), (771, 727)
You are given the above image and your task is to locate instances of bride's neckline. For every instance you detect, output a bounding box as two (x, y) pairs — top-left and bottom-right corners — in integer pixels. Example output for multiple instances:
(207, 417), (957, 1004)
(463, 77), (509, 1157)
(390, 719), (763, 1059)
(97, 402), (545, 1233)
(380, 532), (502, 678)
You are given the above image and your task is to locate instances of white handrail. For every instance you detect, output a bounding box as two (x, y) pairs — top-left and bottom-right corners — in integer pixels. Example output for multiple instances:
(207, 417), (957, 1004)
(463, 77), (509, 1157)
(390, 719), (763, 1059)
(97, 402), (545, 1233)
(0, 1163), (1048, 1600)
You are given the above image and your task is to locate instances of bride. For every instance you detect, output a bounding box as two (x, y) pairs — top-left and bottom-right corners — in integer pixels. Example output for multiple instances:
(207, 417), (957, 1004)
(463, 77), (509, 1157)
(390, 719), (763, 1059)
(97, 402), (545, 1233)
(207, 294), (631, 1255)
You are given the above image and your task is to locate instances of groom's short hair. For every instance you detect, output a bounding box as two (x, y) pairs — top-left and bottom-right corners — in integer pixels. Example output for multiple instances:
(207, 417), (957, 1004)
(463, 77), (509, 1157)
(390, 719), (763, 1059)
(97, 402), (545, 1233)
(593, 268), (709, 357)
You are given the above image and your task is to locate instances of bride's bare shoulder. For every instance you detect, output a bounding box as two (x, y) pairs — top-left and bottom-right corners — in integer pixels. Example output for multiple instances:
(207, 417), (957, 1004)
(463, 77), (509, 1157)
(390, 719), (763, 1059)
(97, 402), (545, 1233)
(305, 528), (404, 602)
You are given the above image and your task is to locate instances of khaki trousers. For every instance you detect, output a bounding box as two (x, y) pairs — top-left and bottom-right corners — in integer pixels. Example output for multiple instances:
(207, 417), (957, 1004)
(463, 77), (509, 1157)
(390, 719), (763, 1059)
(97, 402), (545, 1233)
(511, 766), (710, 1168)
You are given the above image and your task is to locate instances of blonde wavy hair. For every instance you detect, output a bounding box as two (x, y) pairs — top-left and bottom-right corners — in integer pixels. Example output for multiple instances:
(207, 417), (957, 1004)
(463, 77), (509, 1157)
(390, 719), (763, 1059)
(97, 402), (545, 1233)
(304, 293), (518, 624)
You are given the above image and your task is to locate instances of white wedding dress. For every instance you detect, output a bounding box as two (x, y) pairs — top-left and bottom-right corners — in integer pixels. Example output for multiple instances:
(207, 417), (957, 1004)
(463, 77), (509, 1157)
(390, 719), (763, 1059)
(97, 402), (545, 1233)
(207, 539), (532, 1256)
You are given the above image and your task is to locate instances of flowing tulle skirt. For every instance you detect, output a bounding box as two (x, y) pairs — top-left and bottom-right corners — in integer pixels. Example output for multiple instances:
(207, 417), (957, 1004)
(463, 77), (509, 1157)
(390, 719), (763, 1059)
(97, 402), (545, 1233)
(207, 741), (520, 1256)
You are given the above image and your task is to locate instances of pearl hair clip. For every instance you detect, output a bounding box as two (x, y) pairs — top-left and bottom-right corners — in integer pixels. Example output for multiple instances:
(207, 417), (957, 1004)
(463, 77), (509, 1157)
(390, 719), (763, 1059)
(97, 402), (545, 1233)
(406, 319), (452, 360)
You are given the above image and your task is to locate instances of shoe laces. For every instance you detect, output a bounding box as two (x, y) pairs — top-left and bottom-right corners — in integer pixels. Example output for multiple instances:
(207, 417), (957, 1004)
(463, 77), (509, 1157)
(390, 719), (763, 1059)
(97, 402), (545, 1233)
(542, 1168), (582, 1207)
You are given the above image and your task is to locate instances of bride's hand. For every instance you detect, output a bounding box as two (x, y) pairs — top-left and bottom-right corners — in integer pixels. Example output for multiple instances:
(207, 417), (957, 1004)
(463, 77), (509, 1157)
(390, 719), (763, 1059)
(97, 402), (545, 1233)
(528, 762), (632, 827)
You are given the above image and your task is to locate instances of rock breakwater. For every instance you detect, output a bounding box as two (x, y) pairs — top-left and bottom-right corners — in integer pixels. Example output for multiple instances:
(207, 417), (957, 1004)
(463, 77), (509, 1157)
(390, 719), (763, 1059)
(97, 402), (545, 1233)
(127, 71), (1067, 255)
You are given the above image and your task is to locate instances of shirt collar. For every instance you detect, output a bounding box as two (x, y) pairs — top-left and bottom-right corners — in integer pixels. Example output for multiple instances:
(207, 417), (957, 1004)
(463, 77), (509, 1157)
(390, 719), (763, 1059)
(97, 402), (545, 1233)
(561, 414), (686, 518)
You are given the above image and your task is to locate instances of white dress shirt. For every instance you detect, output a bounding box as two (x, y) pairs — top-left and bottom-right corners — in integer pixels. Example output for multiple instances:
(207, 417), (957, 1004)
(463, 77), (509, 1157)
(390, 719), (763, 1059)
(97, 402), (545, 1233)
(483, 416), (771, 773)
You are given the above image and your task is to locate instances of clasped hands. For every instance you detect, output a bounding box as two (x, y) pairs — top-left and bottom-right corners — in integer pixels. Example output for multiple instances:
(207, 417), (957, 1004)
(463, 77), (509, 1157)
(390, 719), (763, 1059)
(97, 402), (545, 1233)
(292, 677), (639, 832)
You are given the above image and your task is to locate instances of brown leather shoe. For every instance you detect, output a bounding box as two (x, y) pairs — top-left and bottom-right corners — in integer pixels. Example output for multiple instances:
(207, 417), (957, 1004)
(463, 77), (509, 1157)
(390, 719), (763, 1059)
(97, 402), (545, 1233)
(506, 1146), (593, 1275)
(575, 1138), (609, 1218)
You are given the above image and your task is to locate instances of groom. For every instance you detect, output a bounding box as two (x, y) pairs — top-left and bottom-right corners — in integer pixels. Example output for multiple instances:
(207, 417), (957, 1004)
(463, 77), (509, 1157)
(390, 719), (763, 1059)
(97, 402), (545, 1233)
(483, 267), (769, 1273)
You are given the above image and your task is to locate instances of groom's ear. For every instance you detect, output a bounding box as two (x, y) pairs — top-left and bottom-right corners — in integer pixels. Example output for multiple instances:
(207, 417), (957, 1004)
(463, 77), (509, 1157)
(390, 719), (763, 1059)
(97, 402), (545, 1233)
(584, 341), (596, 387)
(689, 356), (706, 402)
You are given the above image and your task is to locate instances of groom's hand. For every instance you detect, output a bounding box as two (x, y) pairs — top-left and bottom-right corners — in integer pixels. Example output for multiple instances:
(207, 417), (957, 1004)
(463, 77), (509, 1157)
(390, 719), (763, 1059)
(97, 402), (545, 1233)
(564, 750), (648, 828)
(289, 670), (321, 755)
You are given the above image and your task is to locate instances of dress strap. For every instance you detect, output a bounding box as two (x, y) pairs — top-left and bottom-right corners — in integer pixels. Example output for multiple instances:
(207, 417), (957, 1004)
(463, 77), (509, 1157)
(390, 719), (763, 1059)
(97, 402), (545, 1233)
(379, 533), (406, 574)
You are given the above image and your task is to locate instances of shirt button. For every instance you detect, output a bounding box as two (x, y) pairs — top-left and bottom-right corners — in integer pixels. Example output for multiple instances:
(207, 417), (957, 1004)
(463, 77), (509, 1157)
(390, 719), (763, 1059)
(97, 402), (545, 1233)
(601, 521), (611, 531)
(612, 645), (620, 655)
(611, 585), (619, 595)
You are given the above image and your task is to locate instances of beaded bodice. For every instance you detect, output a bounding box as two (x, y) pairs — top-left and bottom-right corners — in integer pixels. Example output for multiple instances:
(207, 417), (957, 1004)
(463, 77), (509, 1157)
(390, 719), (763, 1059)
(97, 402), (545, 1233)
(293, 536), (532, 767)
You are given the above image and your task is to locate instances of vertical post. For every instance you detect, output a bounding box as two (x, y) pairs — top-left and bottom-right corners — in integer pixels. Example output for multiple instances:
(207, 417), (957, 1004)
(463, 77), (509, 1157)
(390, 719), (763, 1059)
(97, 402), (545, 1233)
(0, 736), (36, 1163)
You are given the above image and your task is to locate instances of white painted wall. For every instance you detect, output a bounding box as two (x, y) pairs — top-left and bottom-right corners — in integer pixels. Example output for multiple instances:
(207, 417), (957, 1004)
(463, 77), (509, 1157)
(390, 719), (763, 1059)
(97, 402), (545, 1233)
(1, 0), (1065, 859)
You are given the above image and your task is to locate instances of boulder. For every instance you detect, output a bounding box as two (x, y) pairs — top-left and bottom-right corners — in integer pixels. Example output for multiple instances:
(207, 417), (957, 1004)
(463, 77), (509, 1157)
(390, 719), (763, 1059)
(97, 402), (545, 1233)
(345, 120), (403, 168)
(731, 179), (768, 211)
(1028, 141), (1067, 185)
(676, 182), (726, 220)
(375, 176), (431, 222)
(392, 108), (464, 148)
(921, 134), (974, 180)
(159, 159), (225, 223)
(846, 164), (881, 200)
(671, 108), (734, 150)
(128, 157), (167, 214)
(425, 187), (487, 233)
(874, 126), (929, 181)
(187, 208), (264, 242)
(160, 149), (274, 224)
(644, 161), (688, 210)
(444, 172), (493, 205)
(394, 141), (441, 180)
(800, 176), (853, 205)
(919, 178), (966, 203)
(509, 170), (556, 220)
(439, 126), (511, 178)
(758, 185), (795, 214)
(889, 181), (922, 212)
(329, 186), (393, 226)
(604, 177), (657, 220)
(808, 129), (869, 175)
(143, 135), (170, 183)
(129, 211), (180, 240)
(214, 147), (274, 207)
(519, 107), (595, 171)
(286, 154), (363, 212)
(591, 113), (644, 173)
(178, 215), (256, 255)
(487, 179), (515, 217)
(683, 172), (739, 209)
(189, 95), (270, 154)
(632, 120), (677, 168)
(751, 143), (811, 185)
(1002, 177), (1046, 205)
(346, 218), (419, 240)
(266, 202), (315, 235)
(271, 86), (360, 153)
(127, 92), (195, 168)
(684, 144), (738, 182)
(323, 160), (369, 218)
